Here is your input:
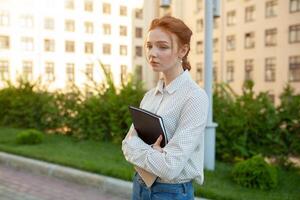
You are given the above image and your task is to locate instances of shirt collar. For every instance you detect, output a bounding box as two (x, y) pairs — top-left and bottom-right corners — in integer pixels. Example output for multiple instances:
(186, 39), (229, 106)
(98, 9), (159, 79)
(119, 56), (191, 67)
(154, 70), (190, 95)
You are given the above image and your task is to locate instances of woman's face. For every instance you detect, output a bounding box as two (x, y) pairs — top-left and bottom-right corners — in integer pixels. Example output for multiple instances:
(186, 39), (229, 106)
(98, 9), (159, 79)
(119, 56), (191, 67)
(146, 28), (182, 73)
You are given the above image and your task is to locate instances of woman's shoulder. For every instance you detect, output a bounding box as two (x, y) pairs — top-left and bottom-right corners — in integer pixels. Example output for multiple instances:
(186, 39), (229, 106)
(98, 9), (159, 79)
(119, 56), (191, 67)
(185, 79), (207, 97)
(183, 80), (209, 106)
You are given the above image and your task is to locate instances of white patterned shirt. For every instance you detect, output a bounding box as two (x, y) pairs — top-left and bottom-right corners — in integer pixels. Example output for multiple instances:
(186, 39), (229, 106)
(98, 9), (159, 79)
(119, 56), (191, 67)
(122, 70), (209, 184)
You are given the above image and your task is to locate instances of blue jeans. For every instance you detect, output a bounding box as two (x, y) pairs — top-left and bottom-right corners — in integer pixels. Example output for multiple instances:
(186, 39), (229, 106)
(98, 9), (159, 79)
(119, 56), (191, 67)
(132, 173), (194, 200)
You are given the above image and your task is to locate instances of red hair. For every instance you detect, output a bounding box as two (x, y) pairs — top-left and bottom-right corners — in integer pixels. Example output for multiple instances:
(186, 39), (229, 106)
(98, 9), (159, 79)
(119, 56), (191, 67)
(148, 16), (193, 71)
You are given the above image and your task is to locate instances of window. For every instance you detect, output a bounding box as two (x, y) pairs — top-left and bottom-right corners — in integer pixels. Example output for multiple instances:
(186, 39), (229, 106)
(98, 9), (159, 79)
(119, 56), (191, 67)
(65, 0), (74, 9)
(65, 40), (75, 52)
(135, 46), (142, 57)
(213, 18), (219, 29)
(290, 0), (300, 13)
(45, 62), (55, 82)
(135, 9), (143, 19)
(196, 63), (203, 83)
(84, 0), (93, 12)
(226, 61), (234, 82)
(213, 63), (217, 82)
(44, 18), (54, 30)
(135, 65), (142, 82)
(20, 15), (34, 28)
(289, 55), (300, 82)
(226, 35), (236, 51)
(84, 22), (93, 33)
(266, 0), (278, 18)
(268, 94), (275, 104)
(103, 44), (111, 54)
(245, 32), (255, 49)
(0, 11), (9, 26)
(265, 57), (276, 82)
(120, 45), (127, 56)
(289, 24), (300, 43)
(120, 6), (127, 16)
(0, 35), (9, 49)
(103, 24), (111, 35)
(85, 63), (93, 81)
(227, 11), (236, 26)
(196, 0), (203, 11)
(135, 27), (143, 38)
(44, 39), (55, 52)
(196, 19), (203, 32)
(265, 28), (277, 46)
(66, 63), (75, 83)
(103, 3), (111, 14)
(65, 20), (75, 32)
(120, 25), (127, 36)
(213, 38), (218, 52)
(245, 6), (255, 22)
(103, 64), (111, 75)
(23, 61), (33, 81)
(0, 60), (9, 81)
(85, 42), (93, 54)
(21, 37), (34, 51)
(196, 41), (203, 54)
(245, 59), (254, 80)
(120, 65), (127, 84)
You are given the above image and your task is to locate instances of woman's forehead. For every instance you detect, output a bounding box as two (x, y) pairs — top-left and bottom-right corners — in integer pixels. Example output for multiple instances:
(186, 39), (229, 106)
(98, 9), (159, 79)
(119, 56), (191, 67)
(146, 28), (175, 43)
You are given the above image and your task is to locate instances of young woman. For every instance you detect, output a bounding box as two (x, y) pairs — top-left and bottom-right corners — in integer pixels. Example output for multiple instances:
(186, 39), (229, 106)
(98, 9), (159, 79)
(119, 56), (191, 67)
(122, 16), (209, 200)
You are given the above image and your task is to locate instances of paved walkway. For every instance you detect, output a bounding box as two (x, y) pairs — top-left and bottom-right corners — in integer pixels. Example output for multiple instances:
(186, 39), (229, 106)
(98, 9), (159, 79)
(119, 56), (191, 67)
(0, 152), (206, 200)
(0, 165), (126, 200)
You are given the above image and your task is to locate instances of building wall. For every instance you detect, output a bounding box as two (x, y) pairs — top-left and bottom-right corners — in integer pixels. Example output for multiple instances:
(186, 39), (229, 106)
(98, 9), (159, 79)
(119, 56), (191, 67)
(0, 0), (144, 93)
(143, 0), (300, 104)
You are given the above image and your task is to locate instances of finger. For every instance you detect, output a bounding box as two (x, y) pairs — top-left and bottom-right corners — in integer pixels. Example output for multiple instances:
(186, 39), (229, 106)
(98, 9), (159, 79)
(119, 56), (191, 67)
(154, 135), (162, 145)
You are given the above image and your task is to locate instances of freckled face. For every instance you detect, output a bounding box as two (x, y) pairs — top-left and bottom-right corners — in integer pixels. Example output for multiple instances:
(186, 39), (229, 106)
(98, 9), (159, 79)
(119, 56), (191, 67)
(146, 28), (181, 73)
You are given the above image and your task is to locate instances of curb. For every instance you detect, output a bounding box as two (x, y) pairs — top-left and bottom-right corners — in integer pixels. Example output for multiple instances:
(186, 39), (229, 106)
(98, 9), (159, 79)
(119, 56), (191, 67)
(0, 152), (206, 200)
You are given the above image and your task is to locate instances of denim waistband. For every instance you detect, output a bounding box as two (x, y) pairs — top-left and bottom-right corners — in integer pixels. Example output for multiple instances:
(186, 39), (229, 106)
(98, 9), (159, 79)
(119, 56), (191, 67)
(135, 173), (192, 193)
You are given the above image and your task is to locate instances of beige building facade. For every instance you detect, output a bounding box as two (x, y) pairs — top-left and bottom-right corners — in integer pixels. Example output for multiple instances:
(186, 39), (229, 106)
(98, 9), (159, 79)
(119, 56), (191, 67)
(0, 0), (145, 93)
(143, 0), (300, 104)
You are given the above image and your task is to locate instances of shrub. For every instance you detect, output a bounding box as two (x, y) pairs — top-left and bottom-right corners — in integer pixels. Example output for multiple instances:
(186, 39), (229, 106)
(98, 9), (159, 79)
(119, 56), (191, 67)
(231, 155), (278, 190)
(72, 62), (145, 143)
(16, 129), (43, 145)
(214, 80), (279, 161)
(277, 85), (300, 156)
(0, 79), (61, 131)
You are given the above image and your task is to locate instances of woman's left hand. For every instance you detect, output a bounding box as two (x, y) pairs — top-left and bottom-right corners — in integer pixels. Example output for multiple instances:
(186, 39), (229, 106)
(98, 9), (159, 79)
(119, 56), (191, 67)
(152, 135), (163, 153)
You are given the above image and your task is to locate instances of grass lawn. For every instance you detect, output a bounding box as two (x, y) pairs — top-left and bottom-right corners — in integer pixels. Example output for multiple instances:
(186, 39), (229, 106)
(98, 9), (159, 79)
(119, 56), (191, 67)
(0, 127), (299, 200)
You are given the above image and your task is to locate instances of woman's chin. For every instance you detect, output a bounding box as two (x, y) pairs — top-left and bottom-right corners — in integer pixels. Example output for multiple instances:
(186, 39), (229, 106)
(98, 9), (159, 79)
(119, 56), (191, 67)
(151, 66), (161, 72)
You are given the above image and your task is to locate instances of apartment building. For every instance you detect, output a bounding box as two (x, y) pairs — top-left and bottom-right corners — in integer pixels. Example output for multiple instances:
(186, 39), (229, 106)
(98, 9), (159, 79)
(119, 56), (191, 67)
(0, 0), (145, 93)
(144, 0), (300, 104)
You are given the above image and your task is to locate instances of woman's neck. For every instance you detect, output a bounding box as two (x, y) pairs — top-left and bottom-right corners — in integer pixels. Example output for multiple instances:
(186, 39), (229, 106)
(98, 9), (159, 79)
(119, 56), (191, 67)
(162, 66), (184, 86)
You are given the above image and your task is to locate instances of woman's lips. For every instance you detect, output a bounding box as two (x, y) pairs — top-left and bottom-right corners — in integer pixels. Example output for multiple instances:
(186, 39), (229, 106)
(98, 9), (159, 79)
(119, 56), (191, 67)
(150, 61), (159, 65)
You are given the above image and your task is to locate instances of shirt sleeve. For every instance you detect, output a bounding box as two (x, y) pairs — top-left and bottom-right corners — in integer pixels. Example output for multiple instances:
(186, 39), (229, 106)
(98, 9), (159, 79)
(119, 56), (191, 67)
(122, 89), (209, 181)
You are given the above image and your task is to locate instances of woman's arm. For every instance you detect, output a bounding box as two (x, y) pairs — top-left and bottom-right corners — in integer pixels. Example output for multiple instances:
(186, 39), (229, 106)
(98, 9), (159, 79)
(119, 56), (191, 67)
(122, 89), (209, 180)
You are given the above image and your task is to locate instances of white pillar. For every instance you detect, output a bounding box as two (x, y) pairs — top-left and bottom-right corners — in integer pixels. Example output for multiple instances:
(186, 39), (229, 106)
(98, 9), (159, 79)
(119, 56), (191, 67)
(204, 0), (218, 170)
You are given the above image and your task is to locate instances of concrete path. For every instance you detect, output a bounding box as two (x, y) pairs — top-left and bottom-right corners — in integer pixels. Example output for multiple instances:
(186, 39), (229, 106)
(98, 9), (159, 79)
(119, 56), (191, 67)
(0, 152), (206, 200)
(0, 164), (126, 200)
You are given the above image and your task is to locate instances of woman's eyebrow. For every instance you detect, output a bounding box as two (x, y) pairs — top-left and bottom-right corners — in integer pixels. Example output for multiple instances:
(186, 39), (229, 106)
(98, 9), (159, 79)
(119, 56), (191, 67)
(146, 41), (169, 44)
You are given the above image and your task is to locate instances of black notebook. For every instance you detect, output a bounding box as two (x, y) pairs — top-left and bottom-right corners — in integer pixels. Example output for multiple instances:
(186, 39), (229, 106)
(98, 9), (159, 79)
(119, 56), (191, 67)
(128, 106), (168, 147)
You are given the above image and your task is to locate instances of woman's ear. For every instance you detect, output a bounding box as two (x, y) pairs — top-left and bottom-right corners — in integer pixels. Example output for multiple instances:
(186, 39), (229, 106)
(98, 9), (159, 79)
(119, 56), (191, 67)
(179, 44), (189, 58)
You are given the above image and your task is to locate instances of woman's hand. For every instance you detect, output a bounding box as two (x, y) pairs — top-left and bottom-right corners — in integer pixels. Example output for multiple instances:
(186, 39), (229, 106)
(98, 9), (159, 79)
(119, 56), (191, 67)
(152, 135), (163, 153)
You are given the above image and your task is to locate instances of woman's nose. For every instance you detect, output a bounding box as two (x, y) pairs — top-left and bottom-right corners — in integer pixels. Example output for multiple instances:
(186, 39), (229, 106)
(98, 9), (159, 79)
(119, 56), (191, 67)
(148, 47), (157, 58)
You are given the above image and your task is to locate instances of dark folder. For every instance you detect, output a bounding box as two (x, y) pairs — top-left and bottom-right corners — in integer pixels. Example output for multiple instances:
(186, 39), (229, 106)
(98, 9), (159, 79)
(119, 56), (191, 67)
(128, 106), (168, 147)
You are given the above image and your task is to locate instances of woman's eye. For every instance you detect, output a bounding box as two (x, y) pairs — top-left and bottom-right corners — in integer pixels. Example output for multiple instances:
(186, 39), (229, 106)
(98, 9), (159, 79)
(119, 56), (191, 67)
(159, 46), (169, 49)
(146, 45), (152, 49)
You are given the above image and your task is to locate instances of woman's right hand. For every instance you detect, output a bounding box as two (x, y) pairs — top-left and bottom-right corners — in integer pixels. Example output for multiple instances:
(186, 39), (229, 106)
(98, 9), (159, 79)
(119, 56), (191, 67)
(152, 135), (163, 153)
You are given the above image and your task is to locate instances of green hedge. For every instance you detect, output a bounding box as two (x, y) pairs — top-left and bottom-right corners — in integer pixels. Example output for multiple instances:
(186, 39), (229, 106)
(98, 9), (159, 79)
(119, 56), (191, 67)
(0, 75), (299, 162)
(214, 80), (300, 164)
(0, 67), (145, 144)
